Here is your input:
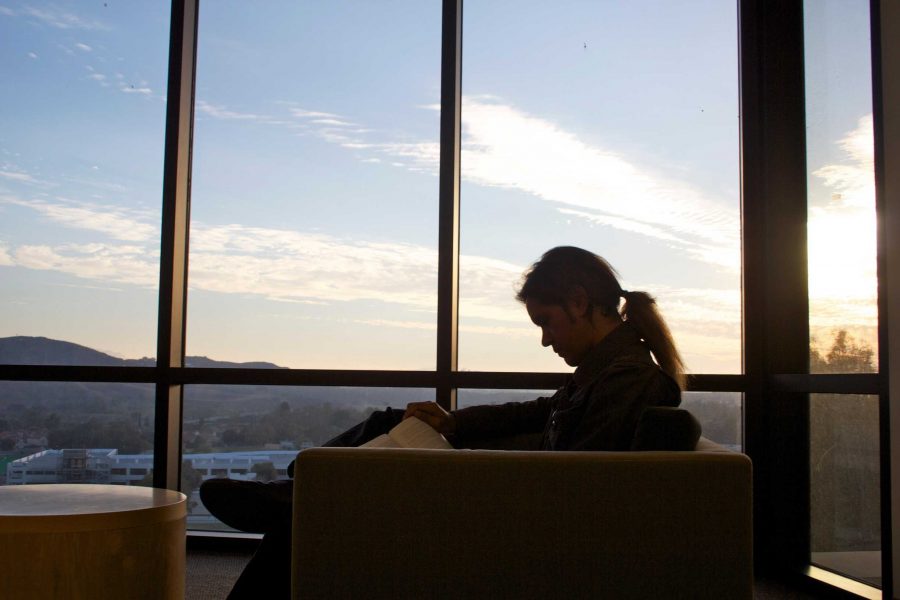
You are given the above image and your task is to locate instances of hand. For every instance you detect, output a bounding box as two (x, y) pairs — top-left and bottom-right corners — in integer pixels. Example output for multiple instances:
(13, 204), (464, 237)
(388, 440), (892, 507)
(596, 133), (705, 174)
(403, 401), (457, 436)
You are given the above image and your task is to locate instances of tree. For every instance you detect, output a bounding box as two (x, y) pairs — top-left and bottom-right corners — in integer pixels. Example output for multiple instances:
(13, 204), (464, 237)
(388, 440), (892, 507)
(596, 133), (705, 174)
(251, 461), (277, 482)
(811, 329), (875, 374)
(809, 329), (880, 553)
(181, 460), (204, 514)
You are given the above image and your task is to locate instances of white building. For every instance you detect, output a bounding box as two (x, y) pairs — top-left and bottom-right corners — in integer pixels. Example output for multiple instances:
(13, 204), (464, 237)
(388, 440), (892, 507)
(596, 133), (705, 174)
(5, 448), (298, 486)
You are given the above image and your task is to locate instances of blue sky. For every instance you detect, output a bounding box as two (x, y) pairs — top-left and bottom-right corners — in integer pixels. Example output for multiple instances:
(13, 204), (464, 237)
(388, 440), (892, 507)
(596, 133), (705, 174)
(0, 1), (877, 374)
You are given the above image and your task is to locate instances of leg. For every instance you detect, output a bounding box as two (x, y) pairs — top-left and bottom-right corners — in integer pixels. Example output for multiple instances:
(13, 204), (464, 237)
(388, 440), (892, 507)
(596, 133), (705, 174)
(227, 528), (292, 599)
(287, 407), (405, 477)
(202, 407), (405, 530)
(202, 407), (406, 596)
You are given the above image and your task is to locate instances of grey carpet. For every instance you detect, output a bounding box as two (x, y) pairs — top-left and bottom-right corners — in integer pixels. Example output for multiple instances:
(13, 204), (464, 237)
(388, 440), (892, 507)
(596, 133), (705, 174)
(186, 549), (252, 600)
(185, 548), (830, 599)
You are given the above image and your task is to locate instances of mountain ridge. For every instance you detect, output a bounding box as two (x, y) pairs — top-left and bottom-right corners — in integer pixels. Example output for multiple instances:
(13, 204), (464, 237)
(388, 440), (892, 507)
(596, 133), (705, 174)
(0, 336), (285, 369)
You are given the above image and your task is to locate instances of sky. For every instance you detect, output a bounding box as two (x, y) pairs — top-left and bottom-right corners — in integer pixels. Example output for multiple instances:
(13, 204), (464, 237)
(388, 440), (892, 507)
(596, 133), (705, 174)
(0, 0), (878, 374)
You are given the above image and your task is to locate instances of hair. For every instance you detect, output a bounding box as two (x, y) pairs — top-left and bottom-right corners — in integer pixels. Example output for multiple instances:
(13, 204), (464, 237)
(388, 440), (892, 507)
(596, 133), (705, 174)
(516, 246), (686, 389)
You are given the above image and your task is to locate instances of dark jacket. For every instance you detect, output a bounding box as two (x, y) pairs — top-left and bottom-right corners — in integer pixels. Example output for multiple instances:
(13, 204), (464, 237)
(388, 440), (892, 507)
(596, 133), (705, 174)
(452, 323), (681, 451)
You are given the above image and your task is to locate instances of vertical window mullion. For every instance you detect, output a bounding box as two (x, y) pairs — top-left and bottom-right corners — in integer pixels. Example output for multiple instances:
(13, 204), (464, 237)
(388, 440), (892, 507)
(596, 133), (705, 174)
(740, 0), (811, 572)
(872, 0), (900, 594)
(436, 0), (463, 411)
(155, 0), (199, 491)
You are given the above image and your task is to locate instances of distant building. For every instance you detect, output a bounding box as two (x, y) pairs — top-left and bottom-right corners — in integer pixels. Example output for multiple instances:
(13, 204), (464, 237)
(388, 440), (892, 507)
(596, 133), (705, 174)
(5, 448), (298, 486)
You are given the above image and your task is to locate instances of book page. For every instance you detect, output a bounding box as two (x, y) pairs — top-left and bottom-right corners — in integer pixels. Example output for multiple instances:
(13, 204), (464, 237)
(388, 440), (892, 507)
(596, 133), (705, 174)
(361, 433), (401, 448)
(386, 416), (453, 449)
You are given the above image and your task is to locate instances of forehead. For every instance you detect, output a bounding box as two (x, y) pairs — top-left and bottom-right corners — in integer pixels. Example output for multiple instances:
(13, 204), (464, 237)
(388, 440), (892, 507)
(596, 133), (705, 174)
(525, 298), (565, 323)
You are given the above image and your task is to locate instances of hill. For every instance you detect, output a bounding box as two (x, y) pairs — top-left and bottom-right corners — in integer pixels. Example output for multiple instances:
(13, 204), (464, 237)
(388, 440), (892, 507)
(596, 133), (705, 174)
(0, 336), (284, 369)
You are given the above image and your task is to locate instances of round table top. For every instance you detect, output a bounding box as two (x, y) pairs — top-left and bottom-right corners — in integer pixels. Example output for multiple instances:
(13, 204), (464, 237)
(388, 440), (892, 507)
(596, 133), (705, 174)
(0, 484), (186, 533)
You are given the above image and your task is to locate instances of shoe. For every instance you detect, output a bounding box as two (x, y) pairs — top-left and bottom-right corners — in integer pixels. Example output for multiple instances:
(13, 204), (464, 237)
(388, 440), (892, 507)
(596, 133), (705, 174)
(199, 478), (294, 534)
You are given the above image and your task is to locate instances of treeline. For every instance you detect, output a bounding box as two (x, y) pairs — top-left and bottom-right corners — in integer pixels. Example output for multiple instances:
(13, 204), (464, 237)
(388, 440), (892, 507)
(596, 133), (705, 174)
(185, 402), (378, 453)
(809, 330), (879, 553)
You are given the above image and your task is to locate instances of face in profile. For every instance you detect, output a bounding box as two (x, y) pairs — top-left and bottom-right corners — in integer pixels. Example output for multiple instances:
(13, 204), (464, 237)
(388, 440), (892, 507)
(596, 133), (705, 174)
(525, 297), (596, 367)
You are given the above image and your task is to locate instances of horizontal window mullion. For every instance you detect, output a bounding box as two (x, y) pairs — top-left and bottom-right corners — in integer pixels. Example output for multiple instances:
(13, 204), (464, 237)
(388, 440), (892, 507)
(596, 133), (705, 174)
(0, 365), (158, 383)
(770, 373), (881, 395)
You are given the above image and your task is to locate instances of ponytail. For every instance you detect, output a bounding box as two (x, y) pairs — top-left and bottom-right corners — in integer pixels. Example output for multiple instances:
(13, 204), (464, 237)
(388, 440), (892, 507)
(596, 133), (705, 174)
(620, 290), (686, 390)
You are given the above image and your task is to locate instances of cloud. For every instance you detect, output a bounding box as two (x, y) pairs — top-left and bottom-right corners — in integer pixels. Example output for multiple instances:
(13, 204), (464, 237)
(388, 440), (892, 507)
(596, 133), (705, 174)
(311, 118), (355, 127)
(0, 170), (38, 184)
(27, 52), (38, 59)
(196, 100), (268, 122)
(75, 42), (92, 52)
(195, 100), (293, 127)
(458, 98), (739, 267)
(189, 225), (439, 308)
(2, 193), (745, 371)
(13, 243), (157, 286)
(0, 243), (13, 266)
(2, 197), (157, 242)
(18, 6), (108, 30)
(120, 84), (152, 95)
(219, 96), (739, 271)
(808, 114), (877, 306)
(353, 318), (436, 331)
(285, 107), (340, 119)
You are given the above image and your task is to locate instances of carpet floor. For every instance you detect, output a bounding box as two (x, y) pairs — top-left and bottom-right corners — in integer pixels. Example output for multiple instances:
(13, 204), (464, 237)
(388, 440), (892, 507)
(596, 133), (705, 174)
(185, 548), (838, 599)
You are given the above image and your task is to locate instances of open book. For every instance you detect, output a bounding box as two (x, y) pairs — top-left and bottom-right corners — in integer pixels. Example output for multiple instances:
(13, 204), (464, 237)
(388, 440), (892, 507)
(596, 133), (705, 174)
(361, 416), (454, 449)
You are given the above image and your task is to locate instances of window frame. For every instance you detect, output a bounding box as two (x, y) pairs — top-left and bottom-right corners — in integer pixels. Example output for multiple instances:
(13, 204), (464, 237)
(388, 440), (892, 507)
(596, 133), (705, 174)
(0, 1), (893, 596)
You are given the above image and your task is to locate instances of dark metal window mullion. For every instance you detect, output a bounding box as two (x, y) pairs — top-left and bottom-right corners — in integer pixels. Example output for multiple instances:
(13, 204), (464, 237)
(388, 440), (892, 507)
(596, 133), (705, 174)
(871, 0), (898, 595)
(154, 0), (199, 491)
(436, 0), (463, 412)
(739, 0), (811, 574)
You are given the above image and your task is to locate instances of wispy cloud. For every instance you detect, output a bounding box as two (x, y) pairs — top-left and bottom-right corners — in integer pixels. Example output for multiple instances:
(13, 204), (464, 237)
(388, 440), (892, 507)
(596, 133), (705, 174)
(808, 114), (877, 333)
(2, 196), (157, 242)
(15, 6), (109, 30)
(285, 107), (340, 119)
(13, 243), (157, 286)
(195, 100), (292, 126)
(3, 195), (746, 370)
(0, 170), (39, 184)
(120, 84), (152, 96)
(459, 98), (739, 269)
(0, 243), (13, 266)
(205, 96), (739, 270)
(75, 42), (92, 52)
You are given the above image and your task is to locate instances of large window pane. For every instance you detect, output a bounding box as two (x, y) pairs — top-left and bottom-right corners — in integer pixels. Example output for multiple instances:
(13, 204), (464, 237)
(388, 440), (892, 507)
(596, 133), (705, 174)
(188, 2), (441, 370)
(185, 385), (432, 531)
(810, 394), (881, 588)
(0, 2), (167, 362)
(457, 388), (556, 410)
(0, 382), (154, 486)
(681, 391), (742, 451)
(804, 0), (878, 372)
(458, 1), (741, 374)
(457, 390), (741, 451)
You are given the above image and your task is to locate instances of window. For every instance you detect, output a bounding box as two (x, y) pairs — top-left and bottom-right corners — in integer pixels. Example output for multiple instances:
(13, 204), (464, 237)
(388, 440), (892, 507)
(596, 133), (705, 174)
(459, 0), (741, 375)
(0, 382), (154, 487)
(803, 0), (880, 588)
(187, 385), (433, 531)
(0, 2), (169, 363)
(187, 1), (441, 370)
(1, 3), (892, 595)
(810, 393), (881, 586)
(804, 0), (878, 373)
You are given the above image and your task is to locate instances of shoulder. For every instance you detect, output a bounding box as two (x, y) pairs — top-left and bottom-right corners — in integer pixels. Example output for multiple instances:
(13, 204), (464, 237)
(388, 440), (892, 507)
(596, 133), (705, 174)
(584, 355), (680, 406)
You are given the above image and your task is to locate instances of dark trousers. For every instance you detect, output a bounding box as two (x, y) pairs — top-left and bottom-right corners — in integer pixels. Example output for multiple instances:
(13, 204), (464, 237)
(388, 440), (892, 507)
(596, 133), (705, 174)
(227, 408), (406, 599)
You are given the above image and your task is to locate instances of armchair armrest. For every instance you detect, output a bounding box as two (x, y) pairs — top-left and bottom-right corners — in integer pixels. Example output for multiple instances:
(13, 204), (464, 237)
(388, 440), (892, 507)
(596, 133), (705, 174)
(292, 446), (752, 599)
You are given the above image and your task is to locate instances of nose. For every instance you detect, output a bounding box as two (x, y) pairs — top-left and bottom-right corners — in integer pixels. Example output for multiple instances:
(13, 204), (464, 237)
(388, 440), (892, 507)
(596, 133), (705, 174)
(541, 328), (552, 347)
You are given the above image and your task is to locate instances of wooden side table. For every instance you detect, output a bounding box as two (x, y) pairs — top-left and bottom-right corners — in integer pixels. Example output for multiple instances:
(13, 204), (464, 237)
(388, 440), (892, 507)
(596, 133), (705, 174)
(0, 484), (186, 600)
